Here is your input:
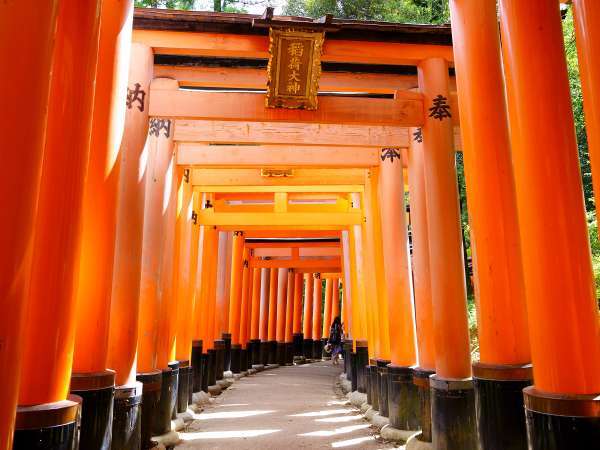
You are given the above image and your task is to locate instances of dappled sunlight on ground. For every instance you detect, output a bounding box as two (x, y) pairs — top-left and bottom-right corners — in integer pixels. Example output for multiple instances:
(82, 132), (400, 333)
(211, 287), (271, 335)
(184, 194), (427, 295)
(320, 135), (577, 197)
(176, 360), (398, 449)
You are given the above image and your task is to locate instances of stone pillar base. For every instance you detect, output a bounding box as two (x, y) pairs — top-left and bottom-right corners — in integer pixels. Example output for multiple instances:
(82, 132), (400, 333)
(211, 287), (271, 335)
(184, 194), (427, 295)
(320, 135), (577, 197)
(431, 375), (478, 450)
(473, 362), (532, 450)
(355, 340), (369, 394)
(70, 370), (115, 449)
(376, 359), (390, 417)
(292, 332), (304, 356)
(177, 361), (192, 413)
(152, 362), (179, 435)
(136, 370), (162, 450)
(222, 333), (232, 372)
(303, 338), (314, 359)
(524, 386), (600, 450)
(214, 340), (225, 381)
(230, 344), (242, 374)
(112, 382), (143, 450)
(191, 340), (203, 393)
(387, 365), (419, 431)
(276, 342), (286, 365)
(13, 395), (81, 450)
(413, 367), (435, 442)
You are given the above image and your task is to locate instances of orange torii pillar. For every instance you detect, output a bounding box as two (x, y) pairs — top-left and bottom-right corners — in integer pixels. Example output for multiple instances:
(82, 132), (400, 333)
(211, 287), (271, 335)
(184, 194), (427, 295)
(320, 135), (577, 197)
(266, 268), (279, 364)
(332, 278), (341, 323)
(302, 273), (315, 359)
(450, 0), (533, 448)
(500, 1), (600, 446)
(11, 2), (101, 448)
(419, 57), (477, 448)
(249, 267), (262, 366)
(408, 129), (437, 442)
(0, 2), (60, 447)
(173, 175), (200, 414)
(214, 231), (229, 378)
(258, 268), (271, 366)
(292, 272), (304, 357)
(228, 231), (245, 373)
(71, 2), (134, 448)
(284, 270), (296, 364)
(154, 142), (180, 436)
(347, 221), (370, 394)
(322, 279), (334, 341)
(106, 42), (153, 448)
(379, 149), (419, 430)
(276, 268), (289, 365)
(312, 273), (324, 359)
(362, 170), (390, 413)
(238, 249), (252, 371)
(573, 0), (600, 213)
(135, 111), (174, 447)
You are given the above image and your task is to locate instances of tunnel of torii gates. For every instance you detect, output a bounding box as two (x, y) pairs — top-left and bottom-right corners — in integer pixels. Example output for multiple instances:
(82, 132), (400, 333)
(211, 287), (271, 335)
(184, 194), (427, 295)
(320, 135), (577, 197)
(2, 1), (600, 450)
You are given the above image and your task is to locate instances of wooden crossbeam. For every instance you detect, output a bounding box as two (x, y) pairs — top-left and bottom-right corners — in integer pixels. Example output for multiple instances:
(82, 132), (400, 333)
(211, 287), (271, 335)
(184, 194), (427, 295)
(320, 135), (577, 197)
(132, 30), (454, 65)
(197, 210), (362, 226)
(245, 241), (339, 249)
(191, 168), (365, 187)
(252, 247), (341, 257)
(177, 144), (381, 168)
(249, 257), (341, 269)
(243, 230), (341, 239)
(150, 89), (423, 126)
(194, 185), (363, 193)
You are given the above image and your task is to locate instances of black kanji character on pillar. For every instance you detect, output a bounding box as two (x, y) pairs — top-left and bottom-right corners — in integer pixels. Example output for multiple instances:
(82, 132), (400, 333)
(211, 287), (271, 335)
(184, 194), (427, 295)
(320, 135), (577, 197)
(381, 147), (401, 163)
(413, 128), (423, 143)
(243, 260), (249, 268)
(126, 83), (146, 112)
(428, 94), (452, 120)
(191, 210), (198, 225)
(149, 118), (172, 138)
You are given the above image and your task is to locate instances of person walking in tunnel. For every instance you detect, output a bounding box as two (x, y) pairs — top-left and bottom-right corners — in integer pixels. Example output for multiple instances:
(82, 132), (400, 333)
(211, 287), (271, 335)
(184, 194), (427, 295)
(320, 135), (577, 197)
(327, 316), (344, 365)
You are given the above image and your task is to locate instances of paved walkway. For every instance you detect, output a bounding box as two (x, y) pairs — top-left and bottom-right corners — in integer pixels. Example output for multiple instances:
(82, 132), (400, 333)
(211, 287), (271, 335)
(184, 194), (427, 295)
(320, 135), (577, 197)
(176, 360), (399, 449)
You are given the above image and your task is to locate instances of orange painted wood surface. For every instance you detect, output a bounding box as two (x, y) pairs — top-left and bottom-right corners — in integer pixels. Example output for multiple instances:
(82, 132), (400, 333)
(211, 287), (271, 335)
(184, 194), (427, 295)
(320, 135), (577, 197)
(259, 268), (270, 341)
(276, 269), (289, 343)
(303, 274), (314, 340)
(228, 232), (245, 344)
(250, 268), (262, 340)
(312, 275), (323, 341)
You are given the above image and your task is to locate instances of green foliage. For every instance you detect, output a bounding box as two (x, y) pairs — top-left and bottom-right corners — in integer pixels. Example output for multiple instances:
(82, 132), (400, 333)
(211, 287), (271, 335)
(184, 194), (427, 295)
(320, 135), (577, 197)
(284, 0), (449, 24)
(134, 0), (195, 9)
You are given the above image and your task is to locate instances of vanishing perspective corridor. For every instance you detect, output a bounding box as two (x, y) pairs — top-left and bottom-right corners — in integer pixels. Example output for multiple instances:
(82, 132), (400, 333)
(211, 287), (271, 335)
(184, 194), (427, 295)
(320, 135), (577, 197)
(177, 362), (397, 450)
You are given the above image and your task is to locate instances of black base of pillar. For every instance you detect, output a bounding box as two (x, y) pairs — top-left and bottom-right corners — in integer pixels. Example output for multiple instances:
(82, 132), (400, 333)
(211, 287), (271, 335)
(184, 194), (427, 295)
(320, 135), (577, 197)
(177, 361), (192, 413)
(376, 360), (390, 417)
(112, 382), (142, 450)
(240, 348), (248, 372)
(321, 338), (328, 358)
(136, 370), (162, 450)
(303, 338), (314, 359)
(524, 386), (600, 450)
(387, 365), (419, 431)
(473, 363), (532, 450)
(152, 363), (179, 436)
(276, 342), (286, 365)
(191, 340), (203, 392)
(293, 332), (304, 356)
(355, 341), (369, 393)
(250, 339), (261, 365)
(368, 363), (379, 410)
(222, 333), (232, 372)
(230, 344), (242, 374)
(350, 352), (358, 392)
(267, 340), (277, 364)
(431, 375), (478, 450)
(260, 341), (269, 366)
(202, 353), (211, 392)
(285, 342), (294, 365)
(70, 370), (115, 450)
(312, 339), (323, 360)
(413, 367), (434, 441)
(343, 340), (353, 377)
(13, 395), (81, 450)
(188, 365), (193, 404)
(214, 340), (225, 380)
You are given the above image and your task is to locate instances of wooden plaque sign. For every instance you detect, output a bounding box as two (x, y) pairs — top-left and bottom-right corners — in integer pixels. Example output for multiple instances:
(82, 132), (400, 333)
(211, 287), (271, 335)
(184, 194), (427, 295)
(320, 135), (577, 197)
(266, 28), (324, 110)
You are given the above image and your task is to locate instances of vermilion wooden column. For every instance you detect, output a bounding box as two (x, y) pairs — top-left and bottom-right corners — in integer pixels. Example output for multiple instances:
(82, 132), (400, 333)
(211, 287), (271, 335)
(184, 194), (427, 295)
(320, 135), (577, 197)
(450, 1), (532, 447)
(379, 146), (419, 429)
(107, 42), (153, 447)
(238, 249), (251, 370)
(407, 131), (437, 441)
(573, 0), (600, 208)
(203, 226), (220, 388)
(228, 232), (244, 373)
(284, 270), (295, 363)
(215, 231), (229, 356)
(275, 268), (289, 364)
(332, 278), (341, 320)
(0, 2), (59, 446)
(419, 58), (476, 448)
(500, 0), (600, 445)
(302, 273), (314, 358)
(266, 268), (279, 363)
(312, 273), (323, 359)
(322, 279), (333, 338)
(13, 2), (101, 448)
(292, 272), (304, 356)
(258, 268), (271, 365)
(250, 268), (262, 341)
